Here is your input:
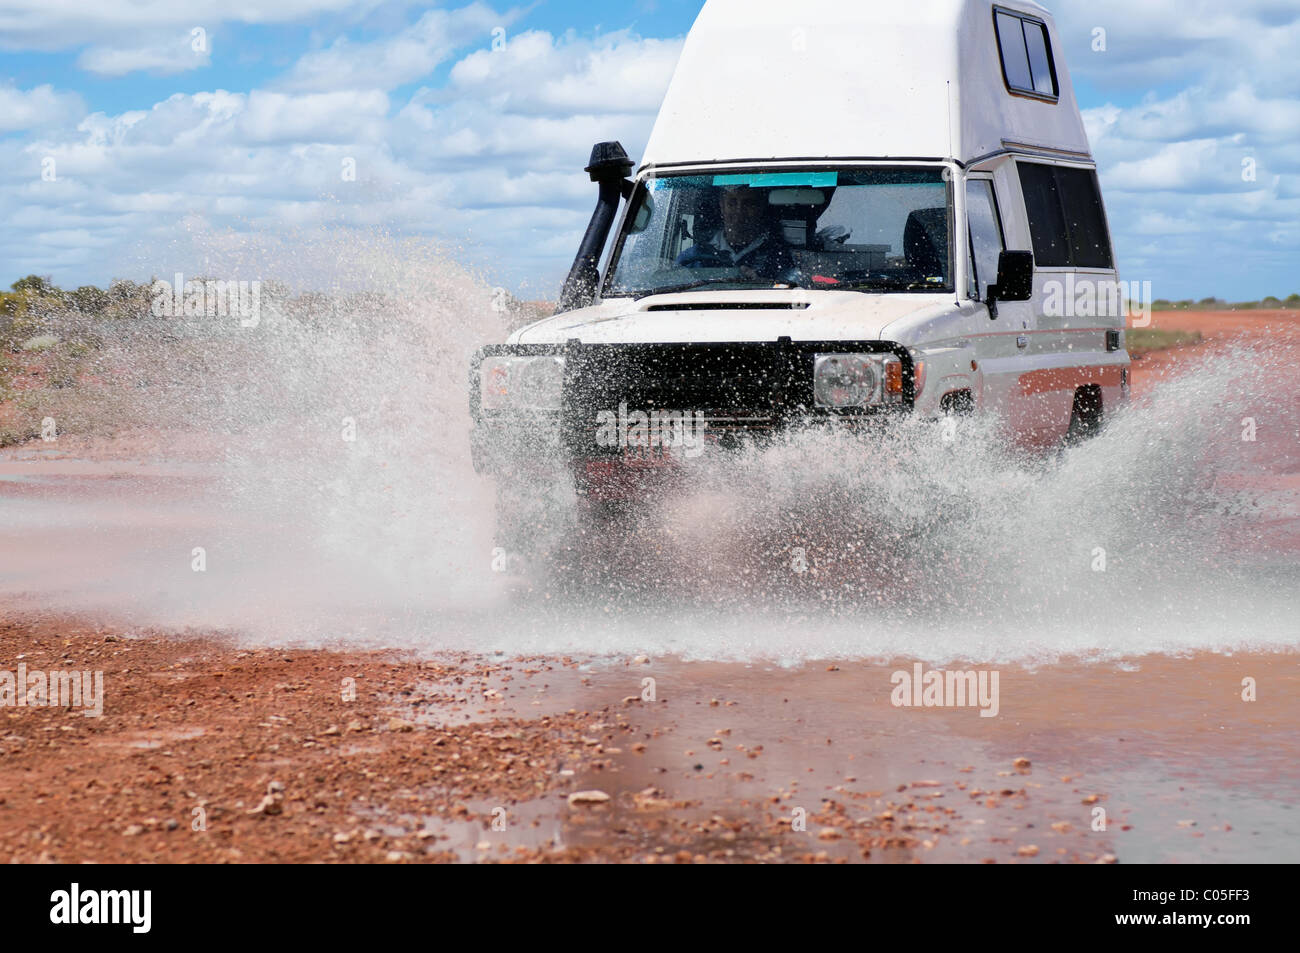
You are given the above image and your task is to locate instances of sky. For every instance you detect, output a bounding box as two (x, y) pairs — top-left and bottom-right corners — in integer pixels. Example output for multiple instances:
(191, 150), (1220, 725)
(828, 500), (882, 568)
(1, 0), (1297, 302)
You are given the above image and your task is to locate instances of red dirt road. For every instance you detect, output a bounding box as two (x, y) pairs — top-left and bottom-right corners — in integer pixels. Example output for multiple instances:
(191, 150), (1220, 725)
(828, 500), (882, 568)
(1128, 309), (1300, 398)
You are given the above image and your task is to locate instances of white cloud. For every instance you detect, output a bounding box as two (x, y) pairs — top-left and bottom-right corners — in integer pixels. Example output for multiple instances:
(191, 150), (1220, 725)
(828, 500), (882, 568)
(0, 0), (423, 80)
(1055, 0), (1300, 94)
(0, 23), (681, 296)
(1086, 87), (1300, 149)
(277, 3), (517, 92)
(76, 30), (213, 76)
(1047, 0), (1300, 296)
(0, 84), (85, 132)
(445, 28), (683, 115)
(0, 0), (384, 49)
(1103, 138), (1240, 193)
(238, 89), (391, 142)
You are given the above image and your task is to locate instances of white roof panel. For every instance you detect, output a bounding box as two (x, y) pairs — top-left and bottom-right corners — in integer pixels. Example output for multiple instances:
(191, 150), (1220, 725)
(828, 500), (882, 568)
(640, 0), (1090, 169)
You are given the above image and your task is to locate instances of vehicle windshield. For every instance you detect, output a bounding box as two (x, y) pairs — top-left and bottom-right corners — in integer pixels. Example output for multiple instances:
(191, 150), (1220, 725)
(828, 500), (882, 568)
(604, 167), (952, 298)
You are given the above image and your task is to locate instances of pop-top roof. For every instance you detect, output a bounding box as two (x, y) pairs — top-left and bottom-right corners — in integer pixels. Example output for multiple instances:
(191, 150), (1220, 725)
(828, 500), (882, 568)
(640, 0), (1091, 170)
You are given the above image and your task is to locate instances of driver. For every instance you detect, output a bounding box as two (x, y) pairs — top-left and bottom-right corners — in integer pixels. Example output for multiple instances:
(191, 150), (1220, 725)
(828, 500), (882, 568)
(676, 186), (796, 282)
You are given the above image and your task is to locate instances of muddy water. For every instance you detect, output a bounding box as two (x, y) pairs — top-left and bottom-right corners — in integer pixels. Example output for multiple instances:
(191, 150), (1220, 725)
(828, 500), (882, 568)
(467, 653), (1300, 863)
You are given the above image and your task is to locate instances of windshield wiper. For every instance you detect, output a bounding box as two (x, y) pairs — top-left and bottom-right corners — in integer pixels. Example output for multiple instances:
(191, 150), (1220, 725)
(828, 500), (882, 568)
(630, 277), (792, 300)
(841, 275), (945, 292)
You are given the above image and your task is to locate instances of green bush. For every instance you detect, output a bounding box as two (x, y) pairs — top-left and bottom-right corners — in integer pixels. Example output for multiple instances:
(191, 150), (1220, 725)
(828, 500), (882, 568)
(71, 286), (111, 314)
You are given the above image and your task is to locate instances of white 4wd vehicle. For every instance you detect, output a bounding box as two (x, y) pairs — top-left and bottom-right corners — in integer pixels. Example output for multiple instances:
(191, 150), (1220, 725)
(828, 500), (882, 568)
(471, 0), (1129, 559)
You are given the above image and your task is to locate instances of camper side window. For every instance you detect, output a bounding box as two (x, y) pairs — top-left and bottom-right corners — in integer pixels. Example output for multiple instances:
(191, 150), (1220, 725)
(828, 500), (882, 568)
(966, 180), (1005, 300)
(995, 9), (1058, 100)
(1056, 169), (1114, 268)
(1017, 162), (1114, 270)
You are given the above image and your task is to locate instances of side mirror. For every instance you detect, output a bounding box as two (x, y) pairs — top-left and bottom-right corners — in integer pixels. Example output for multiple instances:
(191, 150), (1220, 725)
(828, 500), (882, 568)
(984, 250), (1034, 319)
(990, 250), (1034, 301)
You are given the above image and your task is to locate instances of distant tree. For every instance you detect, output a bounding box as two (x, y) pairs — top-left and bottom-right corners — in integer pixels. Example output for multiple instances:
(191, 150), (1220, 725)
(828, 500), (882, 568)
(12, 275), (58, 296)
(71, 286), (111, 314)
(287, 290), (331, 322)
(1285, 293), (1300, 306)
(108, 279), (144, 301)
(260, 280), (292, 305)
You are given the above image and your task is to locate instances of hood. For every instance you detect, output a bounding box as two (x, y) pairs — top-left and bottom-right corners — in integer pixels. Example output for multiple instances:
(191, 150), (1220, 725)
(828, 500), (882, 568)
(509, 290), (957, 345)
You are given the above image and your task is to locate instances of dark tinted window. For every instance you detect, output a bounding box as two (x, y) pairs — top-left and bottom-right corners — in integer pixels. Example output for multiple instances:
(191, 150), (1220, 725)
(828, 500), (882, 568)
(1057, 167), (1113, 268)
(1017, 163), (1114, 269)
(995, 12), (1033, 92)
(996, 9), (1058, 100)
(1023, 21), (1058, 96)
(1017, 162), (1069, 267)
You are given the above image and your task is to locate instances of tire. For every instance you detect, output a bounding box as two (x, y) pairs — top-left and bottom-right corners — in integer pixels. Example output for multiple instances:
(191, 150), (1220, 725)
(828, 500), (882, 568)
(494, 479), (574, 563)
(940, 390), (974, 415)
(1064, 384), (1103, 446)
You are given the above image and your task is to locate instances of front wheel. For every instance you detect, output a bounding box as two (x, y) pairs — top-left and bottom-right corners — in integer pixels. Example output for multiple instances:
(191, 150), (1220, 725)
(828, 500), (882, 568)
(493, 477), (576, 564)
(1064, 385), (1104, 446)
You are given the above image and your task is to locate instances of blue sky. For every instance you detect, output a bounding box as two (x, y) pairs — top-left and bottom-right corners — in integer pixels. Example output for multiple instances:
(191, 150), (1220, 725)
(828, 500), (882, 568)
(2, 0), (1298, 302)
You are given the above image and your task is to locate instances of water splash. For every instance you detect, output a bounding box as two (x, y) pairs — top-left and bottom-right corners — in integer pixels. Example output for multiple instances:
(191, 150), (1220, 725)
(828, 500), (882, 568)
(484, 346), (1297, 663)
(3, 228), (1297, 664)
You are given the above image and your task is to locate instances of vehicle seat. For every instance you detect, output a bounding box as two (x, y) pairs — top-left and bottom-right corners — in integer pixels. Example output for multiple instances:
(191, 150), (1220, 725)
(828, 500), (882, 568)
(776, 207), (822, 248)
(903, 208), (949, 277)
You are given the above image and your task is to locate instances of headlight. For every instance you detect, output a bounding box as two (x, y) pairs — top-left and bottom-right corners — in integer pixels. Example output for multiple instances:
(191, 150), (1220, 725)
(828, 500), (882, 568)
(813, 353), (903, 408)
(480, 355), (565, 411)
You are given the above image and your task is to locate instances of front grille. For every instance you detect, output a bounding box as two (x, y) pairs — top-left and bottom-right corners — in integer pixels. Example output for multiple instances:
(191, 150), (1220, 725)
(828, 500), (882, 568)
(567, 342), (806, 415)
(560, 340), (911, 455)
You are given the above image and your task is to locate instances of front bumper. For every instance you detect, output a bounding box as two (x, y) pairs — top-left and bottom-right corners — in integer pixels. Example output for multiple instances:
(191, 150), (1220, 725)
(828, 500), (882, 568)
(469, 339), (917, 479)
